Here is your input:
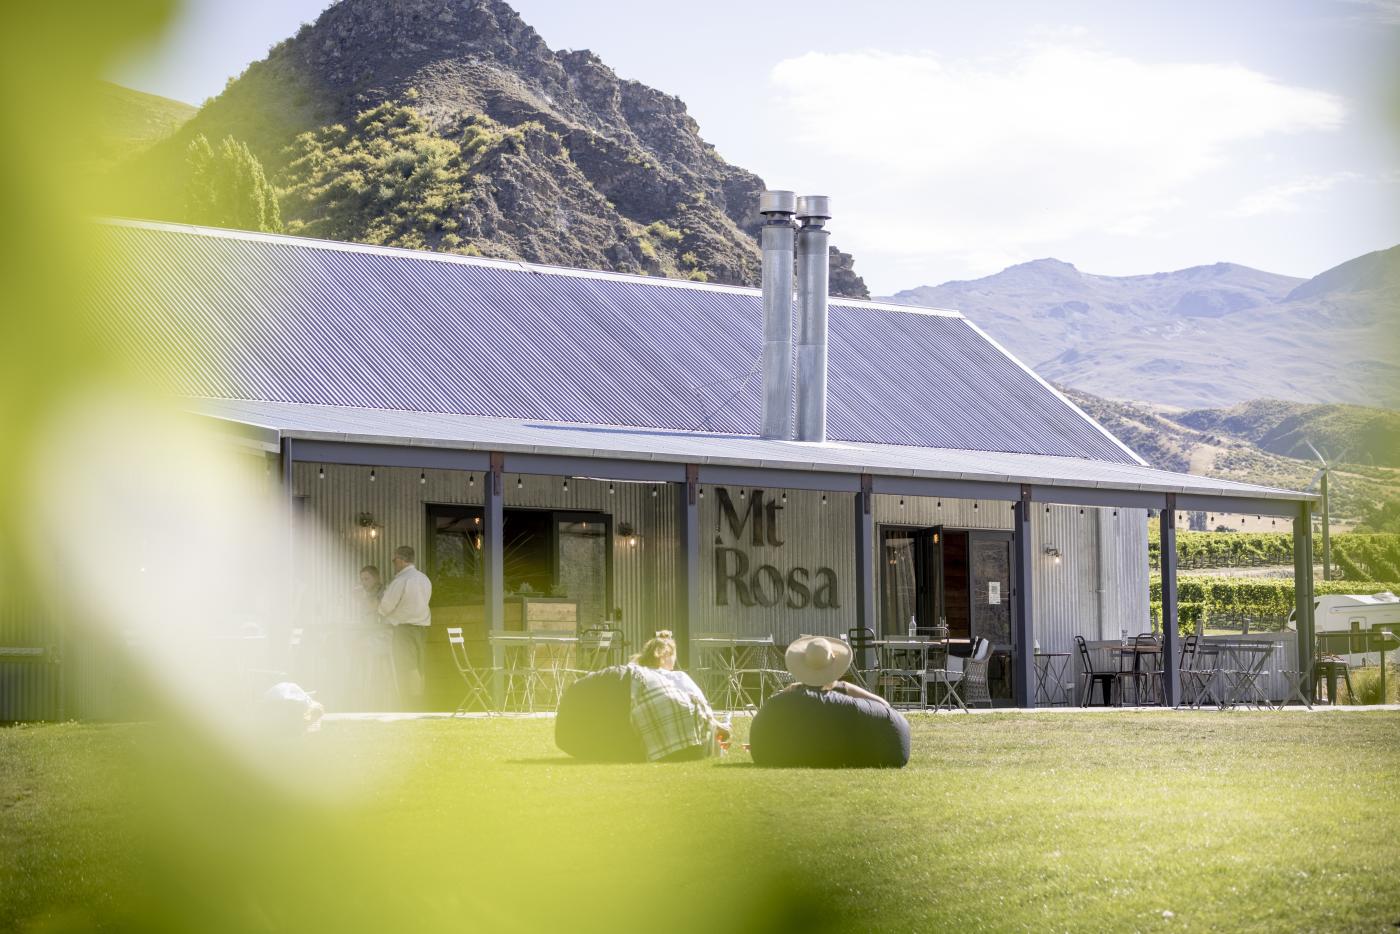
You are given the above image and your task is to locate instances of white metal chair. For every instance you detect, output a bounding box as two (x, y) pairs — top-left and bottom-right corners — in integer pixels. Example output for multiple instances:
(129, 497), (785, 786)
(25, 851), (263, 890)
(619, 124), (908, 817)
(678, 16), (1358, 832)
(446, 627), (494, 716)
(922, 641), (968, 712)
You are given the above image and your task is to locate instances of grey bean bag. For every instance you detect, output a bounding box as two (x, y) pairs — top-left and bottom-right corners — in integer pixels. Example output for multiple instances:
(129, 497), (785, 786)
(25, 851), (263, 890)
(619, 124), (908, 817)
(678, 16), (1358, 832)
(749, 686), (911, 768)
(554, 666), (647, 762)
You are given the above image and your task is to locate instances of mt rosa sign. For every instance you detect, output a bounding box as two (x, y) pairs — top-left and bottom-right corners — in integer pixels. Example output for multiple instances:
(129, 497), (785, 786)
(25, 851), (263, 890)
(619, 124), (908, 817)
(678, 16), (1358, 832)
(713, 488), (839, 610)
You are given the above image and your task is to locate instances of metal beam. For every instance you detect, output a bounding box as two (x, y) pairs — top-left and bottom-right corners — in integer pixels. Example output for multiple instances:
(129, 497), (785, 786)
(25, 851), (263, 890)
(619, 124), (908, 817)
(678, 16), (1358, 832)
(289, 440), (491, 471)
(1294, 502), (1316, 701)
(1160, 494), (1180, 706)
(483, 452), (505, 706)
(700, 465), (861, 493)
(1174, 494), (1304, 518)
(871, 475), (1021, 502)
(675, 465), (701, 670)
(1012, 484), (1036, 708)
(505, 453), (686, 483)
(854, 475), (876, 646)
(1033, 487), (1165, 510)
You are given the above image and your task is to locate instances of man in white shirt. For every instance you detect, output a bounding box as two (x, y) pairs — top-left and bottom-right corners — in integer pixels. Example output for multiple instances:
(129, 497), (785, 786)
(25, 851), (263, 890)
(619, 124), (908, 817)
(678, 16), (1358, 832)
(380, 545), (432, 705)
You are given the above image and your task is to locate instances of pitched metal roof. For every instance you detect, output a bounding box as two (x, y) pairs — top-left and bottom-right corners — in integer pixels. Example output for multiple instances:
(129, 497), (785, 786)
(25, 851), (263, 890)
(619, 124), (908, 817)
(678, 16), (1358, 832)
(94, 219), (1143, 465)
(187, 397), (1310, 504)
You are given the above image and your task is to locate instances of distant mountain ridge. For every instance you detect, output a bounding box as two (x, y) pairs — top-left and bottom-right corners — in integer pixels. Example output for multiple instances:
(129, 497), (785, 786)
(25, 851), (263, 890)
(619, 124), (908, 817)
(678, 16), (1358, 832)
(111, 0), (868, 296)
(1065, 389), (1400, 521)
(884, 247), (1400, 409)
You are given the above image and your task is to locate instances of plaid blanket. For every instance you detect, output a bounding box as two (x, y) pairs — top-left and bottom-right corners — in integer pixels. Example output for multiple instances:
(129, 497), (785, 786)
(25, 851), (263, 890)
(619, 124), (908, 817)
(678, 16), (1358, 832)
(628, 664), (715, 761)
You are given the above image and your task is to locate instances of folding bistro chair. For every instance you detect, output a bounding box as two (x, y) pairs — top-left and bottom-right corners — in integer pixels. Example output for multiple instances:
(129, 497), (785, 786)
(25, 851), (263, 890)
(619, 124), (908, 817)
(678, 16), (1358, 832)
(446, 627), (494, 715)
(878, 641), (926, 709)
(922, 641), (968, 712)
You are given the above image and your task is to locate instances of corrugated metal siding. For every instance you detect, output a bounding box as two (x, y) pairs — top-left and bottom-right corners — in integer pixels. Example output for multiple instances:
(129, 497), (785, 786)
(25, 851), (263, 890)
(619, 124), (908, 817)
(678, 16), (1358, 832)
(94, 220), (1139, 462)
(696, 488), (856, 645)
(191, 398), (1306, 500)
(290, 465), (661, 654)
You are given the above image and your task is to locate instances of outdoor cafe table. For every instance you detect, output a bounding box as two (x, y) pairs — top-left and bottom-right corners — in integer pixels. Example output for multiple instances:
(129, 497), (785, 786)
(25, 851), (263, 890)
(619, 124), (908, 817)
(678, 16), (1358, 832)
(1033, 651), (1071, 706)
(692, 636), (783, 709)
(1196, 639), (1276, 709)
(874, 638), (964, 710)
(487, 630), (579, 711)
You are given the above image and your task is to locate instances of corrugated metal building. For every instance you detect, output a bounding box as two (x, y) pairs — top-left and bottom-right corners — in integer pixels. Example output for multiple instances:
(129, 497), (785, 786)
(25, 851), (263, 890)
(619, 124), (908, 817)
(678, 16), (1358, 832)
(1, 219), (1319, 718)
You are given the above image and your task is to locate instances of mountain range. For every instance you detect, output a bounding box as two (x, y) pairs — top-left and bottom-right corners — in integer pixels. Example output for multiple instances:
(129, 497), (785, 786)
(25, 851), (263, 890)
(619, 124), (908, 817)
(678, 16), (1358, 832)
(882, 247), (1400, 410)
(108, 0), (868, 297)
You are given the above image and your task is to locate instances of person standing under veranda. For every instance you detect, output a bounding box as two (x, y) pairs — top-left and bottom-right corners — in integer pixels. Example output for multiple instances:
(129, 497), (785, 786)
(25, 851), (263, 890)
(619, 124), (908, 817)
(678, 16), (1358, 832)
(379, 545), (432, 705)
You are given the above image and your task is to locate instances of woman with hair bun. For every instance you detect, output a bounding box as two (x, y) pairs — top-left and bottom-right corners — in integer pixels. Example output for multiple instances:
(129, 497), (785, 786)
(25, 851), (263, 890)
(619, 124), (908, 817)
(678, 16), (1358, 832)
(627, 630), (730, 762)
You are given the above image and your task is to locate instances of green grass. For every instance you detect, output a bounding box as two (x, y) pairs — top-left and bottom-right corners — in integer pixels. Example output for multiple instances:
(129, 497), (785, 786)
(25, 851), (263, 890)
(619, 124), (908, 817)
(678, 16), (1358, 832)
(3, 712), (1399, 932)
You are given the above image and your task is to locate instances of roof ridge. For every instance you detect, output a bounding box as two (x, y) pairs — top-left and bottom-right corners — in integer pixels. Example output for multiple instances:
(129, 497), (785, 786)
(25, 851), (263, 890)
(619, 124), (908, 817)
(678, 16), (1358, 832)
(95, 216), (964, 318)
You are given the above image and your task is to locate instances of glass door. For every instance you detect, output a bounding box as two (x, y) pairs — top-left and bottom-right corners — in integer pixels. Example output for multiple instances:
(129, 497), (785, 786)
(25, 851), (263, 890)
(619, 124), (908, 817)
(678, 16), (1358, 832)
(968, 532), (1012, 647)
(913, 526), (945, 636)
(554, 512), (612, 633)
(880, 525), (944, 637)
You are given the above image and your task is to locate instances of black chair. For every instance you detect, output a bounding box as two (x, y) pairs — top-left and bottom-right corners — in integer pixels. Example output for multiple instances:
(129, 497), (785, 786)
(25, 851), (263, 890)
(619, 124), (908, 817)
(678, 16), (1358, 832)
(1075, 636), (1122, 707)
(1314, 632), (1357, 705)
(1131, 633), (1164, 705)
(847, 627), (878, 688)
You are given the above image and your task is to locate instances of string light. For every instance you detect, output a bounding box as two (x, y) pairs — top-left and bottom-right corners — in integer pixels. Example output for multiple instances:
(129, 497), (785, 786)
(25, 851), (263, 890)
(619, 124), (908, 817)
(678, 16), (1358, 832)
(468, 474), (474, 487)
(699, 487), (705, 499)
(973, 502), (978, 510)
(318, 466), (325, 480)
(781, 491), (787, 504)
(937, 501), (942, 508)
(517, 476), (523, 489)
(369, 469), (376, 482)
(1113, 510), (1118, 518)
(420, 472), (426, 485)
(562, 478), (569, 492)
(608, 482), (614, 495)
(821, 493), (827, 506)
(651, 486), (658, 497)
(899, 498), (905, 509)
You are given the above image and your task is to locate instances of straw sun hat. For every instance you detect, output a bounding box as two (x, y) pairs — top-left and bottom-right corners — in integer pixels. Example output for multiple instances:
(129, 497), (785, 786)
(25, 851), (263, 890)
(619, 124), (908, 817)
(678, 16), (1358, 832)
(784, 635), (853, 687)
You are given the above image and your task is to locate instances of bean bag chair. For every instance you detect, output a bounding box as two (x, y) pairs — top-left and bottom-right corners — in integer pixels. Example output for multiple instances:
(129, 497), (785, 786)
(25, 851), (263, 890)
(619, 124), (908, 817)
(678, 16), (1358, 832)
(554, 666), (647, 762)
(749, 686), (910, 768)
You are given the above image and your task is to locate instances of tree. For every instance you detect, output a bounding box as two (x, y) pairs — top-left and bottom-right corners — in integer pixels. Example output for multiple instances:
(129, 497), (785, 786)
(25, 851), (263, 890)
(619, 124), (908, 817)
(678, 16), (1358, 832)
(183, 134), (283, 233)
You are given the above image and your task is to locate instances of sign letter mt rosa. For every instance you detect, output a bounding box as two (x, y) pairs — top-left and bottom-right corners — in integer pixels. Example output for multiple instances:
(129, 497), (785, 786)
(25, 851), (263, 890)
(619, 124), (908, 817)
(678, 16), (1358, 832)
(713, 489), (839, 609)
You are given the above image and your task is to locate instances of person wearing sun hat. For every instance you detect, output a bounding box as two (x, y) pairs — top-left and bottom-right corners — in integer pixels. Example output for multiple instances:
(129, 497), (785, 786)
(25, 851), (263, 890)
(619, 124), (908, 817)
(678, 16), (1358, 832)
(748, 634), (910, 769)
(781, 634), (891, 704)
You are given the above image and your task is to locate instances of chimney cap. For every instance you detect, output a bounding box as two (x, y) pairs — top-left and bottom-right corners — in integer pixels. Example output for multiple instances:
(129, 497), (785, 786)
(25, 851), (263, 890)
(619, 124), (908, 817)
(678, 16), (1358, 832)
(796, 195), (831, 221)
(759, 190), (797, 215)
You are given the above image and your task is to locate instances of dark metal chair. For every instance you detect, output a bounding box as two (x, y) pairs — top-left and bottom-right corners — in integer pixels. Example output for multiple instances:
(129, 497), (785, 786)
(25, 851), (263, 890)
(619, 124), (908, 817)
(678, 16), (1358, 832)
(1314, 632), (1357, 705)
(1075, 636), (1122, 706)
(846, 627), (879, 689)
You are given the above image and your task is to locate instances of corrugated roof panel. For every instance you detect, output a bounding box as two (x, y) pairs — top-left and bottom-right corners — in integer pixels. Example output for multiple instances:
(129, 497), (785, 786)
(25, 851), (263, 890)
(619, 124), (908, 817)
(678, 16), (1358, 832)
(94, 220), (1140, 463)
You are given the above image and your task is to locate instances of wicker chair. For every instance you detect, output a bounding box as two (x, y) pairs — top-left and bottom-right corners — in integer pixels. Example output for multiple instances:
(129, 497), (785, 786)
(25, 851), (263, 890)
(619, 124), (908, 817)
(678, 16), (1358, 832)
(962, 637), (993, 708)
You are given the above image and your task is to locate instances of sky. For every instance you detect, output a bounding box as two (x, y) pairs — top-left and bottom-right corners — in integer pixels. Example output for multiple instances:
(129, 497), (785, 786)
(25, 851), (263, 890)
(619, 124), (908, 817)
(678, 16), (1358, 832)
(113, 0), (1400, 293)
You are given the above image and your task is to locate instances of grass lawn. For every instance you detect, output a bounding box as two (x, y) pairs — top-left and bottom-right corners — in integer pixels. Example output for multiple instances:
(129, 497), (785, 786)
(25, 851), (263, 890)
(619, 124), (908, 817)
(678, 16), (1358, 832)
(3, 711), (1399, 932)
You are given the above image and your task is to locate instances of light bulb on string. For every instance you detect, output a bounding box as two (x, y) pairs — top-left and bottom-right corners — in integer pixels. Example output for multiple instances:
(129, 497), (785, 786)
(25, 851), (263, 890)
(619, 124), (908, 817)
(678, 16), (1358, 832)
(563, 478), (569, 493)
(420, 472), (426, 485)
(608, 482), (614, 495)
(651, 486), (658, 498)
(516, 476), (523, 490)
(318, 466), (325, 481)
(369, 469), (376, 482)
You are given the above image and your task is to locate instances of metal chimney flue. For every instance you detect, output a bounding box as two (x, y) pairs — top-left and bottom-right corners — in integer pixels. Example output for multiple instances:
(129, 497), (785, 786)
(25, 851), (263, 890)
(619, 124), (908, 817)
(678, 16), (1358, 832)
(758, 190), (797, 440)
(795, 195), (831, 442)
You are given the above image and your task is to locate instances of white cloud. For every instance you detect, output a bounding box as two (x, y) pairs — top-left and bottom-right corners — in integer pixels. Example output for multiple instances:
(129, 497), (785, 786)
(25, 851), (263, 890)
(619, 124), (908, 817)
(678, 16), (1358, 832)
(767, 45), (1347, 278)
(1226, 172), (1362, 217)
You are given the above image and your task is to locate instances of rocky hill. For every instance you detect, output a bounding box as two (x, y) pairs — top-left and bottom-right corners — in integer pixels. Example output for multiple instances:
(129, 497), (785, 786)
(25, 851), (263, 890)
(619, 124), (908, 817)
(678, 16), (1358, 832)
(884, 248), (1399, 408)
(110, 0), (867, 296)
